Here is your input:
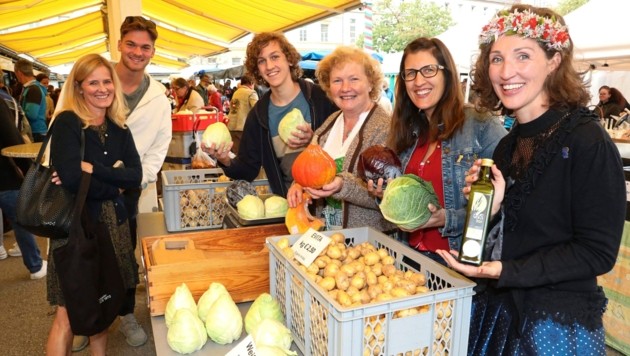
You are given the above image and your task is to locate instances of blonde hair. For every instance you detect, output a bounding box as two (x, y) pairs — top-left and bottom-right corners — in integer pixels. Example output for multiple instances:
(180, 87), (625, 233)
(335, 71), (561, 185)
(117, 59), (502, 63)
(55, 53), (128, 128)
(316, 46), (383, 102)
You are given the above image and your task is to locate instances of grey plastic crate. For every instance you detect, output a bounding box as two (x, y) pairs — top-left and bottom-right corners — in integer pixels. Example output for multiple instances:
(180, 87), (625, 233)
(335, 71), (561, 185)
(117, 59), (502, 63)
(267, 227), (475, 356)
(161, 169), (269, 232)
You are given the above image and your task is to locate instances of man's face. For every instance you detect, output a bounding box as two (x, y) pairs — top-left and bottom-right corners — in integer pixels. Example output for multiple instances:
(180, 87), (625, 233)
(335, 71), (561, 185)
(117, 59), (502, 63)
(41, 78), (49, 86)
(117, 30), (155, 72)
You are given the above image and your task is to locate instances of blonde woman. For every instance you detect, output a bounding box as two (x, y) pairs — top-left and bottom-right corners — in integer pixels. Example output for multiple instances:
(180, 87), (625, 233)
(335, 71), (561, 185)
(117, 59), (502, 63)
(46, 53), (142, 356)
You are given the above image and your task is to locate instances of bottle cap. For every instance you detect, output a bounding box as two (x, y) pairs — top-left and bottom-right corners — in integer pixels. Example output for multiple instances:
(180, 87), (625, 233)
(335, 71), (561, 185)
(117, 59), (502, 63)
(480, 158), (494, 167)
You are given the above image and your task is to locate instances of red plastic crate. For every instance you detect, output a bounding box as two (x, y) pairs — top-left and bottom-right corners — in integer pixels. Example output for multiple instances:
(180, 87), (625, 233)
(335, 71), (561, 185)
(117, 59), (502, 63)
(171, 111), (227, 132)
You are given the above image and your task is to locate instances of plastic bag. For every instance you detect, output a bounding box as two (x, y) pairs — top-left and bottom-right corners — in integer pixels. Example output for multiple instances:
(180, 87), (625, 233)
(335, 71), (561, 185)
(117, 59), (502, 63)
(191, 146), (216, 169)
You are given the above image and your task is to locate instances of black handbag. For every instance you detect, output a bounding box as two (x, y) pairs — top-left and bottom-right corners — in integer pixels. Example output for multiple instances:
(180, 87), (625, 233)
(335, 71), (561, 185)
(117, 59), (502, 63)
(15, 125), (84, 239)
(53, 172), (125, 336)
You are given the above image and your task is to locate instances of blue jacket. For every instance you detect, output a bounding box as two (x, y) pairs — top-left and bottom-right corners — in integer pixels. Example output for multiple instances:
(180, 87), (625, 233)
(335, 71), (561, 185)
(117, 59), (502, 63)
(398, 108), (507, 251)
(20, 80), (48, 135)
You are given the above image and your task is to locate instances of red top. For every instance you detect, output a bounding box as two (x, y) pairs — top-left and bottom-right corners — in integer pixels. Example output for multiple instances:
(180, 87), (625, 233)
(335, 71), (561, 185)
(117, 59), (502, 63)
(405, 142), (449, 252)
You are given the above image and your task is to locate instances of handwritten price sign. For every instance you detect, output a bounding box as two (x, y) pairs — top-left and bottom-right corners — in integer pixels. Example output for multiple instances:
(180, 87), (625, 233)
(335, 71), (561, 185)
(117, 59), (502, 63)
(292, 228), (331, 267)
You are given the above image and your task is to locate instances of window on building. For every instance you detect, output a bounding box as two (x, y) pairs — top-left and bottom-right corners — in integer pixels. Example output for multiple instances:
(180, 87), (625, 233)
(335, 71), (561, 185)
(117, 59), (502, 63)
(349, 19), (356, 43)
(321, 24), (329, 42)
(299, 29), (307, 42)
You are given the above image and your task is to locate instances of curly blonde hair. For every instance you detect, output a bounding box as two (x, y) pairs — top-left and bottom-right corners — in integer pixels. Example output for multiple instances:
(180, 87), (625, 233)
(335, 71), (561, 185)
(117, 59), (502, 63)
(316, 46), (383, 102)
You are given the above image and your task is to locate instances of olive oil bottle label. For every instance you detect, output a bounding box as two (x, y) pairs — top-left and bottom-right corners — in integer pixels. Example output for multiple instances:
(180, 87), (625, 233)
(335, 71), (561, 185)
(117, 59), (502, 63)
(460, 191), (492, 264)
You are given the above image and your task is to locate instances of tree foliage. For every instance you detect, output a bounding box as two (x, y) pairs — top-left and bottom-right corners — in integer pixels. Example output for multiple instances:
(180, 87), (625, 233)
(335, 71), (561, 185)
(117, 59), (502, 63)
(370, 0), (453, 53)
(554, 0), (589, 16)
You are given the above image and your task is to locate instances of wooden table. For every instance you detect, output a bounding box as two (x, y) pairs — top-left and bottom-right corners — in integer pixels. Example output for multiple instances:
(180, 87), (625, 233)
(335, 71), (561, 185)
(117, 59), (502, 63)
(1, 142), (42, 158)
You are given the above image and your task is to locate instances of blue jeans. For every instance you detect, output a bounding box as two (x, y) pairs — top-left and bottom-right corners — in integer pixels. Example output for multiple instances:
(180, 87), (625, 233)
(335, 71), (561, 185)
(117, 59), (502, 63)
(0, 190), (43, 273)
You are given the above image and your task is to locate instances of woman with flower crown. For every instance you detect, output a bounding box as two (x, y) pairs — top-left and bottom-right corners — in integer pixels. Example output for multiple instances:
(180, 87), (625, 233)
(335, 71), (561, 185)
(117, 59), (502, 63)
(436, 4), (625, 355)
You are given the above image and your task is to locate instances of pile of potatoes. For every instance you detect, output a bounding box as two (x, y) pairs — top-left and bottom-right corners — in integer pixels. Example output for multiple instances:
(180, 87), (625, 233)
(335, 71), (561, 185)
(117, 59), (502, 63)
(179, 189), (226, 228)
(276, 232), (428, 308)
(276, 232), (453, 356)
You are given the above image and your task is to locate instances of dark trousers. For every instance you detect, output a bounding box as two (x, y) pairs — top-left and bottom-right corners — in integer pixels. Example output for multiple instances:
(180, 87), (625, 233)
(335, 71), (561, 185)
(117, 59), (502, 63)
(119, 187), (141, 316)
(32, 133), (46, 143)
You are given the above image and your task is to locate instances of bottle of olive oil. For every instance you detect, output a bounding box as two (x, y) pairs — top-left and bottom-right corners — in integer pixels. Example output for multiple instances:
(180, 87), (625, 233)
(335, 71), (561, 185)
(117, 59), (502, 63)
(459, 159), (495, 265)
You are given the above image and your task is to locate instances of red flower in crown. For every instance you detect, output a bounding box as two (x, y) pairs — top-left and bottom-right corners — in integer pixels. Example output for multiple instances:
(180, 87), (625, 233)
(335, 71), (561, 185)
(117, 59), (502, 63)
(527, 17), (538, 30)
(555, 31), (570, 45)
(497, 17), (505, 32)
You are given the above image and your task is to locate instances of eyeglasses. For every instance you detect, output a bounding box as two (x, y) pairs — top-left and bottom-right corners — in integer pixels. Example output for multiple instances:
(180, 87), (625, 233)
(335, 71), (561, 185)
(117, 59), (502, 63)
(401, 64), (445, 81)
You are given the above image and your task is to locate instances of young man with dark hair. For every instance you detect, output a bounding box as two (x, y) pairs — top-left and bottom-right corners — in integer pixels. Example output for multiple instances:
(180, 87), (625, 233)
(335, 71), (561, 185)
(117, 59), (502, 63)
(72, 15), (172, 352)
(14, 59), (47, 142)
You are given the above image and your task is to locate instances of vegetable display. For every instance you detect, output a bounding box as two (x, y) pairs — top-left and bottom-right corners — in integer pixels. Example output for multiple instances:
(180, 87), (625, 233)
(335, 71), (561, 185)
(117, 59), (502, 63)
(226, 180), (258, 208)
(201, 122), (232, 148)
(285, 192), (324, 234)
(204, 293), (243, 344)
(291, 144), (337, 189)
(264, 196), (289, 218)
(165, 283), (198, 328)
(244, 293), (284, 334)
(278, 108), (308, 144)
(357, 145), (403, 189)
(236, 195), (265, 220)
(379, 174), (440, 230)
(167, 308), (208, 354)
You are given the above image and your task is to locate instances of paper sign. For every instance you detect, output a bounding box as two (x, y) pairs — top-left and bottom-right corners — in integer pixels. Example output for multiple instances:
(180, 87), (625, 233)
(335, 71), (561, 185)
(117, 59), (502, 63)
(292, 228), (331, 267)
(226, 335), (257, 356)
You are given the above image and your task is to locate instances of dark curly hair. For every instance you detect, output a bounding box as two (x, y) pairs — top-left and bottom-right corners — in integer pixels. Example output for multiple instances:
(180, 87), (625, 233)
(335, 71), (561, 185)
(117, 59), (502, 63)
(244, 32), (303, 86)
(471, 4), (589, 115)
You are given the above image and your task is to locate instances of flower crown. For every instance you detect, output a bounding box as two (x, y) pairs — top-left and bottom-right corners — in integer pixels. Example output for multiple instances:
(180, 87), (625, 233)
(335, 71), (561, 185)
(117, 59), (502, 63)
(479, 9), (570, 51)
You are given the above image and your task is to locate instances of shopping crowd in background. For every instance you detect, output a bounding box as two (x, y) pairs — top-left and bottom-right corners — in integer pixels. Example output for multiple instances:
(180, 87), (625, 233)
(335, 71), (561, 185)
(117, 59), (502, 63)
(0, 3), (626, 356)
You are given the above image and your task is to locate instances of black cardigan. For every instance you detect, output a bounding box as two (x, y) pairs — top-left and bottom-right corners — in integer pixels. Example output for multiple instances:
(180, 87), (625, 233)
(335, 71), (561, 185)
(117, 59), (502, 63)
(50, 111), (142, 221)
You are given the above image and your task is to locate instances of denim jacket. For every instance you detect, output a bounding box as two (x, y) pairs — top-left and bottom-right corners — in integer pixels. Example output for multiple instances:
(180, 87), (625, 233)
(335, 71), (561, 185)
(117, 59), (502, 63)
(399, 108), (507, 251)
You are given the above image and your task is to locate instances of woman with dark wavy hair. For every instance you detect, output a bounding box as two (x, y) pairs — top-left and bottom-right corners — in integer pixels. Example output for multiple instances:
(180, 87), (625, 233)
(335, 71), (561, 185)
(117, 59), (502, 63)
(369, 37), (506, 264)
(202, 32), (336, 197)
(437, 4), (625, 355)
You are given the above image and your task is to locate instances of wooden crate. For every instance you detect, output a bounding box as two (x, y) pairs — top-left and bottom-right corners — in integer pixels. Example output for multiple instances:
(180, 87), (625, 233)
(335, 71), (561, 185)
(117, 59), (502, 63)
(141, 223), (288, 316)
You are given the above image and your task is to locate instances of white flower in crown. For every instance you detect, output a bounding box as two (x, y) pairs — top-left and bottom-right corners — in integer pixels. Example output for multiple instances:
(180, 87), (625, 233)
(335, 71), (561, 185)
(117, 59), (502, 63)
(479, 9), (570, 51)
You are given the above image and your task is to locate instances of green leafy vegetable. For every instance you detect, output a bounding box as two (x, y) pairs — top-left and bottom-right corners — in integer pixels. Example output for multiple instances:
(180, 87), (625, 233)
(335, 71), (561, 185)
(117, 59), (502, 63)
(379, 174), (440, 230)
(278, 108), (307, 144)
(250, 318), (294, 353)
(165, 283), (198, 328)
(237, 194), (265, 219)
(244, 293), (285, 334)
(201, 122), (232, 147)
(264, 196), (289, 218)
(197, 282), (230, 322)
(167, 308), (208, 354)
(205, 293), (243, 344)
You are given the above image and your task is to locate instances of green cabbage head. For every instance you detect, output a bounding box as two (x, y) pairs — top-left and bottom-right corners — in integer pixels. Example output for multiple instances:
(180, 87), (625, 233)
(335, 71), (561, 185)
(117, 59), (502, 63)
(379, 174), (440, 230)
(167, 308), (208, 354)
(205, 293), (243, 344)
(244, 293), (285, 334)
(165, 283), (198, 328)
(237, 194), (265, 219)
(278, 108), (307, 143)
(201, 122), (232, 147)
(197, 282), (230, 322)
(264, 196), (289, 218)
(250, 318), (294, 354)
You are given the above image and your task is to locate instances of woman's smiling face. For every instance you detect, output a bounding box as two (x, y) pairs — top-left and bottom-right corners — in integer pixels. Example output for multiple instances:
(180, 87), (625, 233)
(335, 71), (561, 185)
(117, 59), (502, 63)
(488, 35), (560, 123)
(81, 65), (115, 115)
(403, 50), (445, 120)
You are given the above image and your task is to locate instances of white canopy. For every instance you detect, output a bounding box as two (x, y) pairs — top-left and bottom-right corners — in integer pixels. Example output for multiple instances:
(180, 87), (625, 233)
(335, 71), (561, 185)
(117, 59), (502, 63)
(565, 0), (630, 71)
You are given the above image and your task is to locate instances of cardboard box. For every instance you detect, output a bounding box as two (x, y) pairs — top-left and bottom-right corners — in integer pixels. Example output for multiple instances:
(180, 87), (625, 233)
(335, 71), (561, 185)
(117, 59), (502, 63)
(142, 223), (288, 316)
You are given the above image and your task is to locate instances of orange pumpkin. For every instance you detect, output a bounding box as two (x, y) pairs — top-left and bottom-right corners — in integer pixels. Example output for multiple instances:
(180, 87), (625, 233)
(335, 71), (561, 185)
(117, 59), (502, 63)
(285, 193), (325, 234)
(291, 144), (336, 189)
